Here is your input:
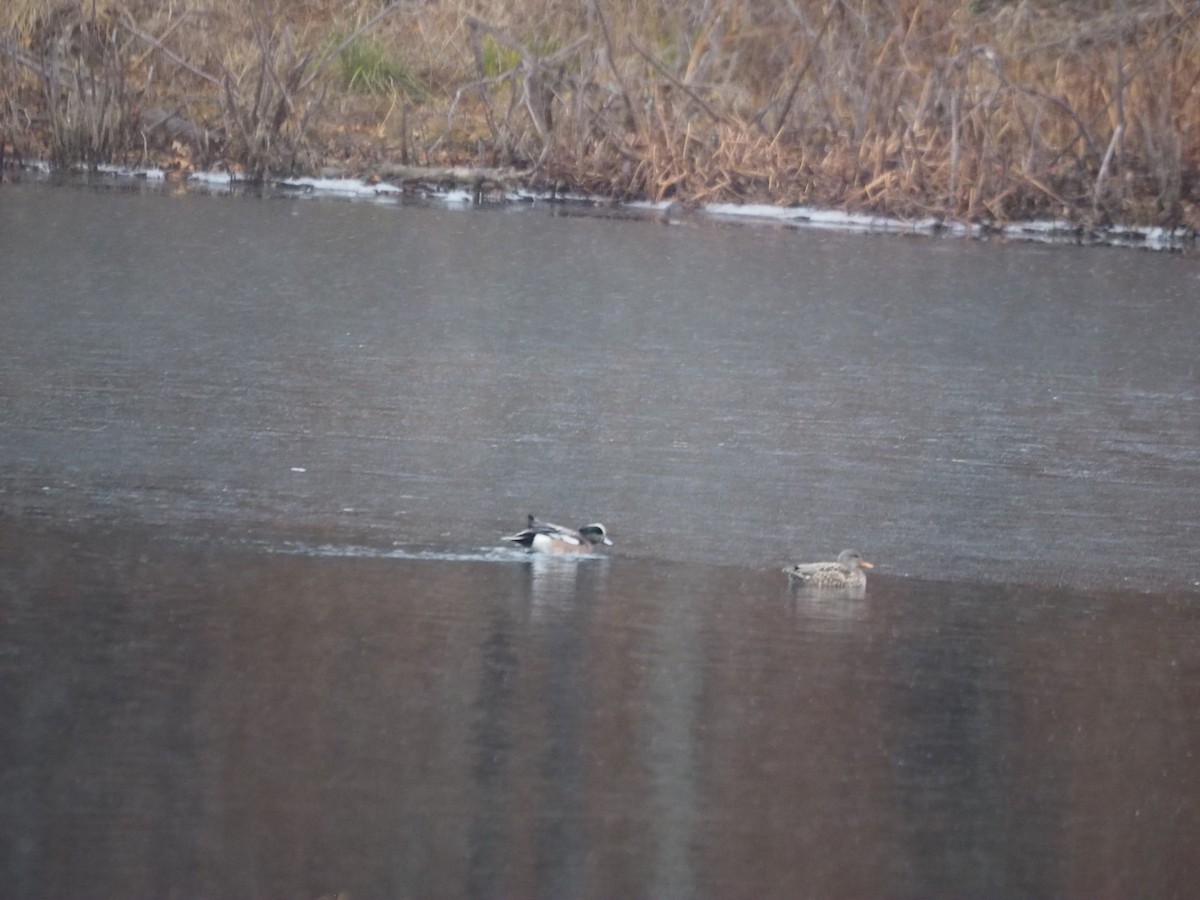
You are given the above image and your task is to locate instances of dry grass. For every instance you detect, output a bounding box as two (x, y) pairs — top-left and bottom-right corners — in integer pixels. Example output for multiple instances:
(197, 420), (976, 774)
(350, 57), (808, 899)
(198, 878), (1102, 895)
(3, 0), (1198, 225)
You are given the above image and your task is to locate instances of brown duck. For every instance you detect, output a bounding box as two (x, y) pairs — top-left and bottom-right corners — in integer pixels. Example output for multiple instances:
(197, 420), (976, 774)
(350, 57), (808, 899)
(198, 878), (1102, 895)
(783, 549), (874, 588)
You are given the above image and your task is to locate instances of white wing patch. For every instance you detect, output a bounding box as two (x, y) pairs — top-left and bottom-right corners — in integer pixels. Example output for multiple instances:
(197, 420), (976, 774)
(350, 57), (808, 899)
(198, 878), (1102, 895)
(531, 531), (580, 551)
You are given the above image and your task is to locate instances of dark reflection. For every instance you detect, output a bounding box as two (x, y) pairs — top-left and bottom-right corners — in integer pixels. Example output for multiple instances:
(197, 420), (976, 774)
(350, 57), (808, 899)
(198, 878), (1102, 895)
(529, 561), (591, 900)
(3, 523), (1200, 897)
(467, 555), (611, 898)
(884, 581), (1050, 897)
(466, 602), (520, 900)
(872, 578), (1200, 899)
(642, 565), (705, 900)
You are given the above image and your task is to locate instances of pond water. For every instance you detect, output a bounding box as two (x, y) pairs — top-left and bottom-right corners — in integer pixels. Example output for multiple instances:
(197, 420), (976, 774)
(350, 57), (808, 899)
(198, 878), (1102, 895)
(2, 180), (1199, 897)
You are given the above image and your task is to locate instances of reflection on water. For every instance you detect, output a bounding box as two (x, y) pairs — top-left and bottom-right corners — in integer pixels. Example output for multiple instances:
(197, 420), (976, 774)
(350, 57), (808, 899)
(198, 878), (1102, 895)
(787, 582), (870, 629)
(4, 521), (1199, 898)
(523, 552), (610, 616)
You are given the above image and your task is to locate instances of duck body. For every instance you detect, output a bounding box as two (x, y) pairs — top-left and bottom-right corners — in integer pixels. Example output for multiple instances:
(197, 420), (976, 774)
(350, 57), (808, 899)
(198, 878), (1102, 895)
(783, 549), (874, 588)
(502, 515), (613, 555)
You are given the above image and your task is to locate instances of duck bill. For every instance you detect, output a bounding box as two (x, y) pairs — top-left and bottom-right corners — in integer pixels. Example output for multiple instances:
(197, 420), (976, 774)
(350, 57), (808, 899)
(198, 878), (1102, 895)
(603, 537), (614, 545)
(859, 561), (874, 569)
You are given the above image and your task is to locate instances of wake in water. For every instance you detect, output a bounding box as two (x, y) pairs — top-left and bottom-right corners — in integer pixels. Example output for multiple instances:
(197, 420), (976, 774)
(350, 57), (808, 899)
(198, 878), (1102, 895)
(262, 540), (607, 564)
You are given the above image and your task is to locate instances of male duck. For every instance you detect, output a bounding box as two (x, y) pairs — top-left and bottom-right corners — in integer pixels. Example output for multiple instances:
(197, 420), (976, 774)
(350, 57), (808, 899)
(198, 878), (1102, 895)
(783, 549), (874, 588)
(502, 515), (613, 555)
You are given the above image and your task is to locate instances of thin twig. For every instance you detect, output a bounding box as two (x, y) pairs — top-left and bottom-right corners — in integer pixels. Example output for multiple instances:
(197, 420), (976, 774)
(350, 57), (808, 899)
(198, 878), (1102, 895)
(589, 0), (639, 132)
(629, 37), (731, 126)
(765, 0), (840, 136)
(120, 11), (222, 87)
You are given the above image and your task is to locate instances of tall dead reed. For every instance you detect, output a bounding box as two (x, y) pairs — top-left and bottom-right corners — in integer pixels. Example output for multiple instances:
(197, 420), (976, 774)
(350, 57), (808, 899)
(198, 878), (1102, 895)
(3, 0), (1197, 225)
(429, 0), (1199, 224)
(2, 0), (401, 178)
(2, 1), (132, 168)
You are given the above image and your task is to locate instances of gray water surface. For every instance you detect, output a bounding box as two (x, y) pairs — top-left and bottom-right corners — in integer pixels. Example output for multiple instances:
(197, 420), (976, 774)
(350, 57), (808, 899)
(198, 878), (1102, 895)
(4, 182), (1199, 586)
(2, 181), (1200, 897)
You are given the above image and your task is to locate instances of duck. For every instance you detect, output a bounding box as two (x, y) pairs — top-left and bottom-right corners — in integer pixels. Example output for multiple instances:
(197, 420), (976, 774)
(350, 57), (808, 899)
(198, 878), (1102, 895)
(783, 549), (874, 588)
(502, 515), (613, 555)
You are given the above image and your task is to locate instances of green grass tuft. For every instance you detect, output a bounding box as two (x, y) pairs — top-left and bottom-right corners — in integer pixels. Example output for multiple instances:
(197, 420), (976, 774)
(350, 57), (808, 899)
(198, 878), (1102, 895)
(336, 33), (426, 99)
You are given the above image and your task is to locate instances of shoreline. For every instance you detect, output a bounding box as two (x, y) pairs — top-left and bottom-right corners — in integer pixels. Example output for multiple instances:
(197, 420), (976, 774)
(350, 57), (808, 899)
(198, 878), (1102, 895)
(7, 159), (1194, 253)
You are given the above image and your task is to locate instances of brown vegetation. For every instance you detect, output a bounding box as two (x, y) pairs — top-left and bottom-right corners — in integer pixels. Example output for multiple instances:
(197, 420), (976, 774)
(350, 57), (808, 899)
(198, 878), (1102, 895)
(2, 0), (1199, 227)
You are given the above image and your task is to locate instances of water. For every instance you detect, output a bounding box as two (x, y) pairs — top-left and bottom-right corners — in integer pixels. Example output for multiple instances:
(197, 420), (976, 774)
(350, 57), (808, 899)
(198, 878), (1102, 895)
(3, 184), (1198, 586)
(2, 180), (1199, 897)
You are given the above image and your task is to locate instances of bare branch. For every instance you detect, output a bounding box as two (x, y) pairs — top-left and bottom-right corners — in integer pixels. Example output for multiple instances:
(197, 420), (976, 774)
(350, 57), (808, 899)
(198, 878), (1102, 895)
(629, 37), (731, 126)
